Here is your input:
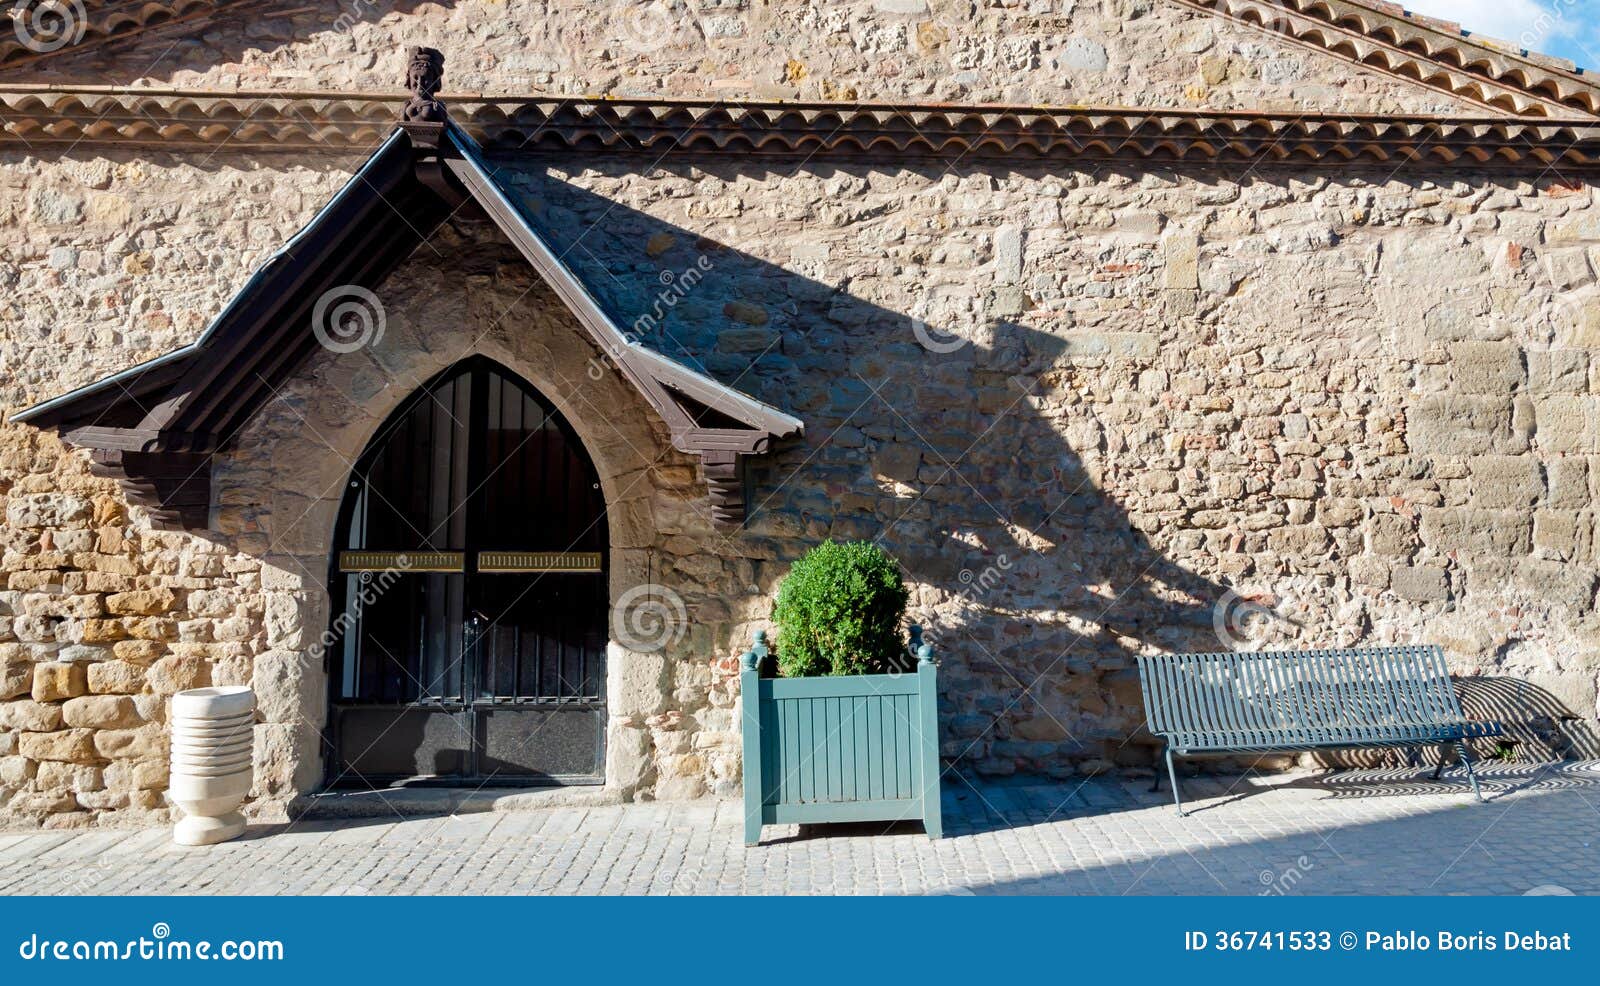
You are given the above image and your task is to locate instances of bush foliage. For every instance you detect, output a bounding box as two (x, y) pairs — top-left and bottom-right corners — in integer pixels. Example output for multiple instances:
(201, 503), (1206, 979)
(772, 540), (910, 677)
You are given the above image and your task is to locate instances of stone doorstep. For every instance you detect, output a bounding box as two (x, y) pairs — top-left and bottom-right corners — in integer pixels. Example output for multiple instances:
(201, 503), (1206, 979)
(297, 785), (626, 820)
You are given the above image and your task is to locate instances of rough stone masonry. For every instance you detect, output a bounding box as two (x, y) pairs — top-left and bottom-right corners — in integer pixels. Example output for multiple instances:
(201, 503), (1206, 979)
(2, 1), (1600, 828)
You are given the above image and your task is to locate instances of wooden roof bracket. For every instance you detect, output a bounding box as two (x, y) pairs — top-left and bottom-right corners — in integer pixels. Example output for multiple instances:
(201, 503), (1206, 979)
(89, 449), (212, 529)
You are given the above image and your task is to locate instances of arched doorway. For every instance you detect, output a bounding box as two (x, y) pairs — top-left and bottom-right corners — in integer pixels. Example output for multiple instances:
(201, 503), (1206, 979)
(326, 356), (608, 786)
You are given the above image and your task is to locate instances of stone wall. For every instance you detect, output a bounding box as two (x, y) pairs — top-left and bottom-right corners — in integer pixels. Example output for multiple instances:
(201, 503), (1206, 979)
(515, 156), (1600, 777)
(0, 150), (363, 828)
(9, 140), (1600, 828)
(4, 3), (1600, 829)
(25, 0), (1484, 115)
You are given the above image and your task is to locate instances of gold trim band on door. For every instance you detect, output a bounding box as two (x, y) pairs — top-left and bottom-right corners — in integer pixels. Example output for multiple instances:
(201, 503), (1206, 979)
(478, 551), (603, 573)
(337, 551), (464, 573)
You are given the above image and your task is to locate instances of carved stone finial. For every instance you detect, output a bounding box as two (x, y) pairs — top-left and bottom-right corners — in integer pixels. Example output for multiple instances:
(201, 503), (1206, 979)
(402, 46), (446, 123)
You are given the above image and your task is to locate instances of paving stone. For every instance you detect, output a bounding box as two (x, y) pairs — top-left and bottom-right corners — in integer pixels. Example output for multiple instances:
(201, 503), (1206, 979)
(2, 767), (1597, 895)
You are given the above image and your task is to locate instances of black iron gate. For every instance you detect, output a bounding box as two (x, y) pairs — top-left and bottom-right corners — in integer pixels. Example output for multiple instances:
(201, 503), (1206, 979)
(327, 356), (608, 786)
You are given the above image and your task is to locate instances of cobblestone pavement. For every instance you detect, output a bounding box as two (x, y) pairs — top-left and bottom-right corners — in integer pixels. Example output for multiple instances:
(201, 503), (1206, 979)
(2, 763), (1598, 895)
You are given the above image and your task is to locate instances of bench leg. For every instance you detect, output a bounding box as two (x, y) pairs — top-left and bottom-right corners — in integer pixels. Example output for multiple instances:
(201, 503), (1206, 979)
(1151, 744), (1164, 792)
(1456, 741), (1487, 803)
(1164, 746), (1186, 816)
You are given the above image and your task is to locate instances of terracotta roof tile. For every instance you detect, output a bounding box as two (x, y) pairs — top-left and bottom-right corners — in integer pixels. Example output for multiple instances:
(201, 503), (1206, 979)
(3, 86), (1598, 173)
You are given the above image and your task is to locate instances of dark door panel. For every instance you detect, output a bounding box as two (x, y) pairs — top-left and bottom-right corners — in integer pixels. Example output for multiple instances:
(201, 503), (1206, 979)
(327, 356), (609, 787)
(334, 706), (471, 779)
(476, 707), (605, 780)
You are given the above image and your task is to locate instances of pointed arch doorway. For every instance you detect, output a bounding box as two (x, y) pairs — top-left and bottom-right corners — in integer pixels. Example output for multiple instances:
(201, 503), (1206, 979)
(327, 356), (608, 786)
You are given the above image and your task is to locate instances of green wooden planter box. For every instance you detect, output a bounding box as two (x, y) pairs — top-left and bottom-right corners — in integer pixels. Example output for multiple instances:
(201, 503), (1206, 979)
(739, 629), (943, 846)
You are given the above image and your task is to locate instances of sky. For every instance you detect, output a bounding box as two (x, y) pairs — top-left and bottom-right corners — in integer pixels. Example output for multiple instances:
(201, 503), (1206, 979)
(1402, 0), (1599, 71)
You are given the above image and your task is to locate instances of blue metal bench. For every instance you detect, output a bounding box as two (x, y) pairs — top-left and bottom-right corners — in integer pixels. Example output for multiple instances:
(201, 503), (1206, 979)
(1137, 645), (1503, 815)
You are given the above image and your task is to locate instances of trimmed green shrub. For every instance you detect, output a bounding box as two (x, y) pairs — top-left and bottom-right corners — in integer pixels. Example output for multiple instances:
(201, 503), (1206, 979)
(772, 540), (910, 677)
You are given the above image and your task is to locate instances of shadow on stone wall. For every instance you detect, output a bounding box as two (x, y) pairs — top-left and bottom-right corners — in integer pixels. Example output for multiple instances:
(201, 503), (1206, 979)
(497, 155), (1587, 779)
(14, 2), (459, 84)
(496, 155), (1263, 778)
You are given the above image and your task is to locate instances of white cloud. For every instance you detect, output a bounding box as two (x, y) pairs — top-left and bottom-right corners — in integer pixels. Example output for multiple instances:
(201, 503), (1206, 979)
(1402, 0), (1558, 42)
(1401, 0), (1598, 67)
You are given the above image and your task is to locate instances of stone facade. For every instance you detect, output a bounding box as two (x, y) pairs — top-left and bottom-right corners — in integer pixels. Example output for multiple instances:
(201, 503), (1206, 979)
(21, 0), (1492, 114)
(3, 2), (1600, 828)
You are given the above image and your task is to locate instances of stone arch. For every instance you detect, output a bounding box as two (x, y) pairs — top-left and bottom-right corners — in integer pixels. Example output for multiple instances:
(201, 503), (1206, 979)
(216, 240), (720, 806)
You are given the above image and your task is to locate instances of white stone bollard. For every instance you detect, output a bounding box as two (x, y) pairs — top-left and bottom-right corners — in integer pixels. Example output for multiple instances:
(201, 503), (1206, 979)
(169, 686), (256, 846)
